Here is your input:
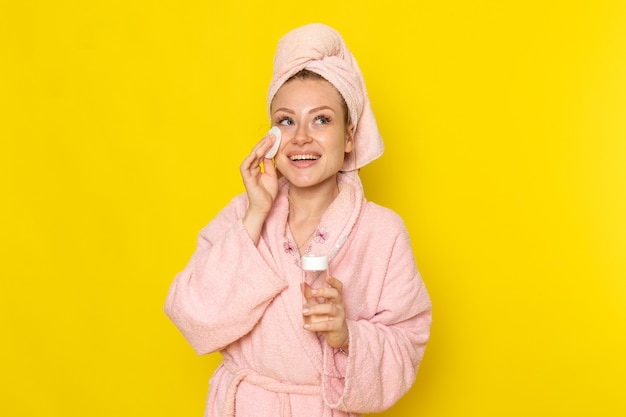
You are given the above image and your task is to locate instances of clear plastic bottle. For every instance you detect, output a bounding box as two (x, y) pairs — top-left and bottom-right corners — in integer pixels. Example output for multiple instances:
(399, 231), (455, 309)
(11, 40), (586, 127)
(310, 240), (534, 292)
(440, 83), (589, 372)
(301, 254), (328, 298)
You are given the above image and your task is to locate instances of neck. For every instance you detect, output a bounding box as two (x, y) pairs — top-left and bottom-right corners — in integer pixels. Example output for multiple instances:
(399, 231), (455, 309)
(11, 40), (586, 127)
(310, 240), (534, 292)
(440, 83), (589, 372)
(288, 175), (339, 223)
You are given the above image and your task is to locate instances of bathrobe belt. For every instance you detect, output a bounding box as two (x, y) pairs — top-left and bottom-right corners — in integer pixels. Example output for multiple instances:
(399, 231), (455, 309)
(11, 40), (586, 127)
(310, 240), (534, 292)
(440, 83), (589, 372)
(222, 361), (322, 417)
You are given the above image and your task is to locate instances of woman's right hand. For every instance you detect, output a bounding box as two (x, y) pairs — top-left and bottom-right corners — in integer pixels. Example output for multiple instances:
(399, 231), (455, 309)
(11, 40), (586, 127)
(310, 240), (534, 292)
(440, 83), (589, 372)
(240, 132), (279, 244)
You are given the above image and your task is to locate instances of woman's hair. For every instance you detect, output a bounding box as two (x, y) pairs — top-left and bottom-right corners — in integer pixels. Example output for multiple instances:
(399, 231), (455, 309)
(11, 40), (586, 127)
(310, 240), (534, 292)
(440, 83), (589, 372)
(285, 69), (352, 128)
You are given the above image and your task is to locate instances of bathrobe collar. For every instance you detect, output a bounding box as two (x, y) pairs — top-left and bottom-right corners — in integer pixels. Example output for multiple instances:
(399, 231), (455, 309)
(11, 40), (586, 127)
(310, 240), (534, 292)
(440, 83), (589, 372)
(266, 171), (364, 267)
(258, 171), (365, 373)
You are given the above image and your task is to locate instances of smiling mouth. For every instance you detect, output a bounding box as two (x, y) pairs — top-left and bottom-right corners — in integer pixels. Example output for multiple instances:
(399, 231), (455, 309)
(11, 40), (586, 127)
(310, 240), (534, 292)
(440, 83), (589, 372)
(289, 155), (320, 161)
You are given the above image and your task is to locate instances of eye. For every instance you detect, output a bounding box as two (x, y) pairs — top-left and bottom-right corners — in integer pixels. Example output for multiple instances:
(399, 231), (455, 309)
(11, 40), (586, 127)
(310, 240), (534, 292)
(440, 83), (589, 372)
(278, 117), (293, 126)
(314, 115), (331, 125)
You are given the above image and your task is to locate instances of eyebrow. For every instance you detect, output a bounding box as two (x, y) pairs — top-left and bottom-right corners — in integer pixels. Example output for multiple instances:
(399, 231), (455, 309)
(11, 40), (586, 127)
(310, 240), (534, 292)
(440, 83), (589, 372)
(309, 106), (335, 114)
(272, 105), (336, 115)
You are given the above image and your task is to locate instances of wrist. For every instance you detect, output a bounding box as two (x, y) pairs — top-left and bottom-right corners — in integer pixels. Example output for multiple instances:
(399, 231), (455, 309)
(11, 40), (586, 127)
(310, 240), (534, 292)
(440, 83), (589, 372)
(337, 333), (349, 356)
(245, 205), (271, 220)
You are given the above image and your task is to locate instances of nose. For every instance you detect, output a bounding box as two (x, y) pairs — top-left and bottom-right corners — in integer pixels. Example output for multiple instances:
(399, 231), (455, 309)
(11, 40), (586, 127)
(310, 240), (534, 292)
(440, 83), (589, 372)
(291, 122), (312, 146)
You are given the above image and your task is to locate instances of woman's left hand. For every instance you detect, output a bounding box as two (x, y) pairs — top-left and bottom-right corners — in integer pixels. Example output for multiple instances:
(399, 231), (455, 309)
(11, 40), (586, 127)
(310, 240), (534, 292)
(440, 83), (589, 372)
(301, 275), (349, 351)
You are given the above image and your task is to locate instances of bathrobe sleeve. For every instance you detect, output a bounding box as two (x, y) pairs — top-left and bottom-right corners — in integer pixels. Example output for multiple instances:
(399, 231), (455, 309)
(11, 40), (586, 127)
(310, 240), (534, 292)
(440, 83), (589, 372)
(321, 205), (432, 413)
(164, 195), (289, 355)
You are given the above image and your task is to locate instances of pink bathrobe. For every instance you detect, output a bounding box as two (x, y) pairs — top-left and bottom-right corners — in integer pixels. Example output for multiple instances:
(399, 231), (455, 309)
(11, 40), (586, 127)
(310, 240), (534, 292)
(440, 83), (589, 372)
(165, 172), (432, 417)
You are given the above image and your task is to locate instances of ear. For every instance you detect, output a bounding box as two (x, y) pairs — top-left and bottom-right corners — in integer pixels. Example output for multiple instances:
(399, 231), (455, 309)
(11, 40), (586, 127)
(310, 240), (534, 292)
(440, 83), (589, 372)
(344, 123), (355, 153)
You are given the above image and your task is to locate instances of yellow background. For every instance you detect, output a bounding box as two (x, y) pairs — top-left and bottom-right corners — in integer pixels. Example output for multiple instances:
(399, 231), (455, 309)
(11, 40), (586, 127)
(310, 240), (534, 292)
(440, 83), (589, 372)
(2, 1), (625, 416)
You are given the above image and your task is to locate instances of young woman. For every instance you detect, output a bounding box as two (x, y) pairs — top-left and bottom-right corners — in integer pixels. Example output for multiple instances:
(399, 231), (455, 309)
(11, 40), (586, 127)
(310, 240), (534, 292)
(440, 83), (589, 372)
(165, 23), (432, 417)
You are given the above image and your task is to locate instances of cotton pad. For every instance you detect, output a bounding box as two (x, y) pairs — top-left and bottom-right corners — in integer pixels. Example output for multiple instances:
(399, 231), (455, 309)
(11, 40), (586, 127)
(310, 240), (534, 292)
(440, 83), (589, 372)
(265, 126), (282, 159)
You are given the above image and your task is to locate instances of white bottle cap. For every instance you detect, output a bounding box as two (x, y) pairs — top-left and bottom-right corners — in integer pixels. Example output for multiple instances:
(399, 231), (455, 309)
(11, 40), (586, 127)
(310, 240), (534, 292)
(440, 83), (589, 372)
(301, 255), (328, 271)
(265, 126), (282, 159)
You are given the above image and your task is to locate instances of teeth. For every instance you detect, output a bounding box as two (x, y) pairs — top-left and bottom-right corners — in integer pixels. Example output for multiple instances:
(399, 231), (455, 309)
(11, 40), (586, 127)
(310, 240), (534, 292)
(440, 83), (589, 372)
(290, 155), (319, 161)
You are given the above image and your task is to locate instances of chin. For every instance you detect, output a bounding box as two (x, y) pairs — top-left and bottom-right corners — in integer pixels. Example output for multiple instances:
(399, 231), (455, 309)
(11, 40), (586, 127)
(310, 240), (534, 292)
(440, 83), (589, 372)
(288, 174), (338, 190)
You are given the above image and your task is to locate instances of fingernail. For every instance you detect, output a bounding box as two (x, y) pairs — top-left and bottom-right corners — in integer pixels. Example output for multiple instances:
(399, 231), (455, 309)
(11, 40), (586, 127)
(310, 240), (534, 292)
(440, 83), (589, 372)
(303, 324), (311, 329)
(311, 289), (319, 295)
(302, 308), (310, 314)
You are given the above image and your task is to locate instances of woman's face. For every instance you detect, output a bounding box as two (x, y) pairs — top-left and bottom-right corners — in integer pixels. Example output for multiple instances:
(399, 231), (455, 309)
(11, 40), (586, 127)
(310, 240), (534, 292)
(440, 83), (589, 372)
(270, 78), (354, 191)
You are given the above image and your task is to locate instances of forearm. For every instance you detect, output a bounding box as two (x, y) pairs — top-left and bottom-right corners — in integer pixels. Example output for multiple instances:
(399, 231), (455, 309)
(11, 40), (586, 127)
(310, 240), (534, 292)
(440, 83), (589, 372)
(164, 220), (288, 354)
(242, 207), (269, 245)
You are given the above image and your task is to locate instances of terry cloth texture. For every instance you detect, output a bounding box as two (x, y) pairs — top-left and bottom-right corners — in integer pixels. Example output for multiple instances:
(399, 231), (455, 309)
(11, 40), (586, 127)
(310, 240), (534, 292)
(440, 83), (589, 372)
(267, 23), (384, 172)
